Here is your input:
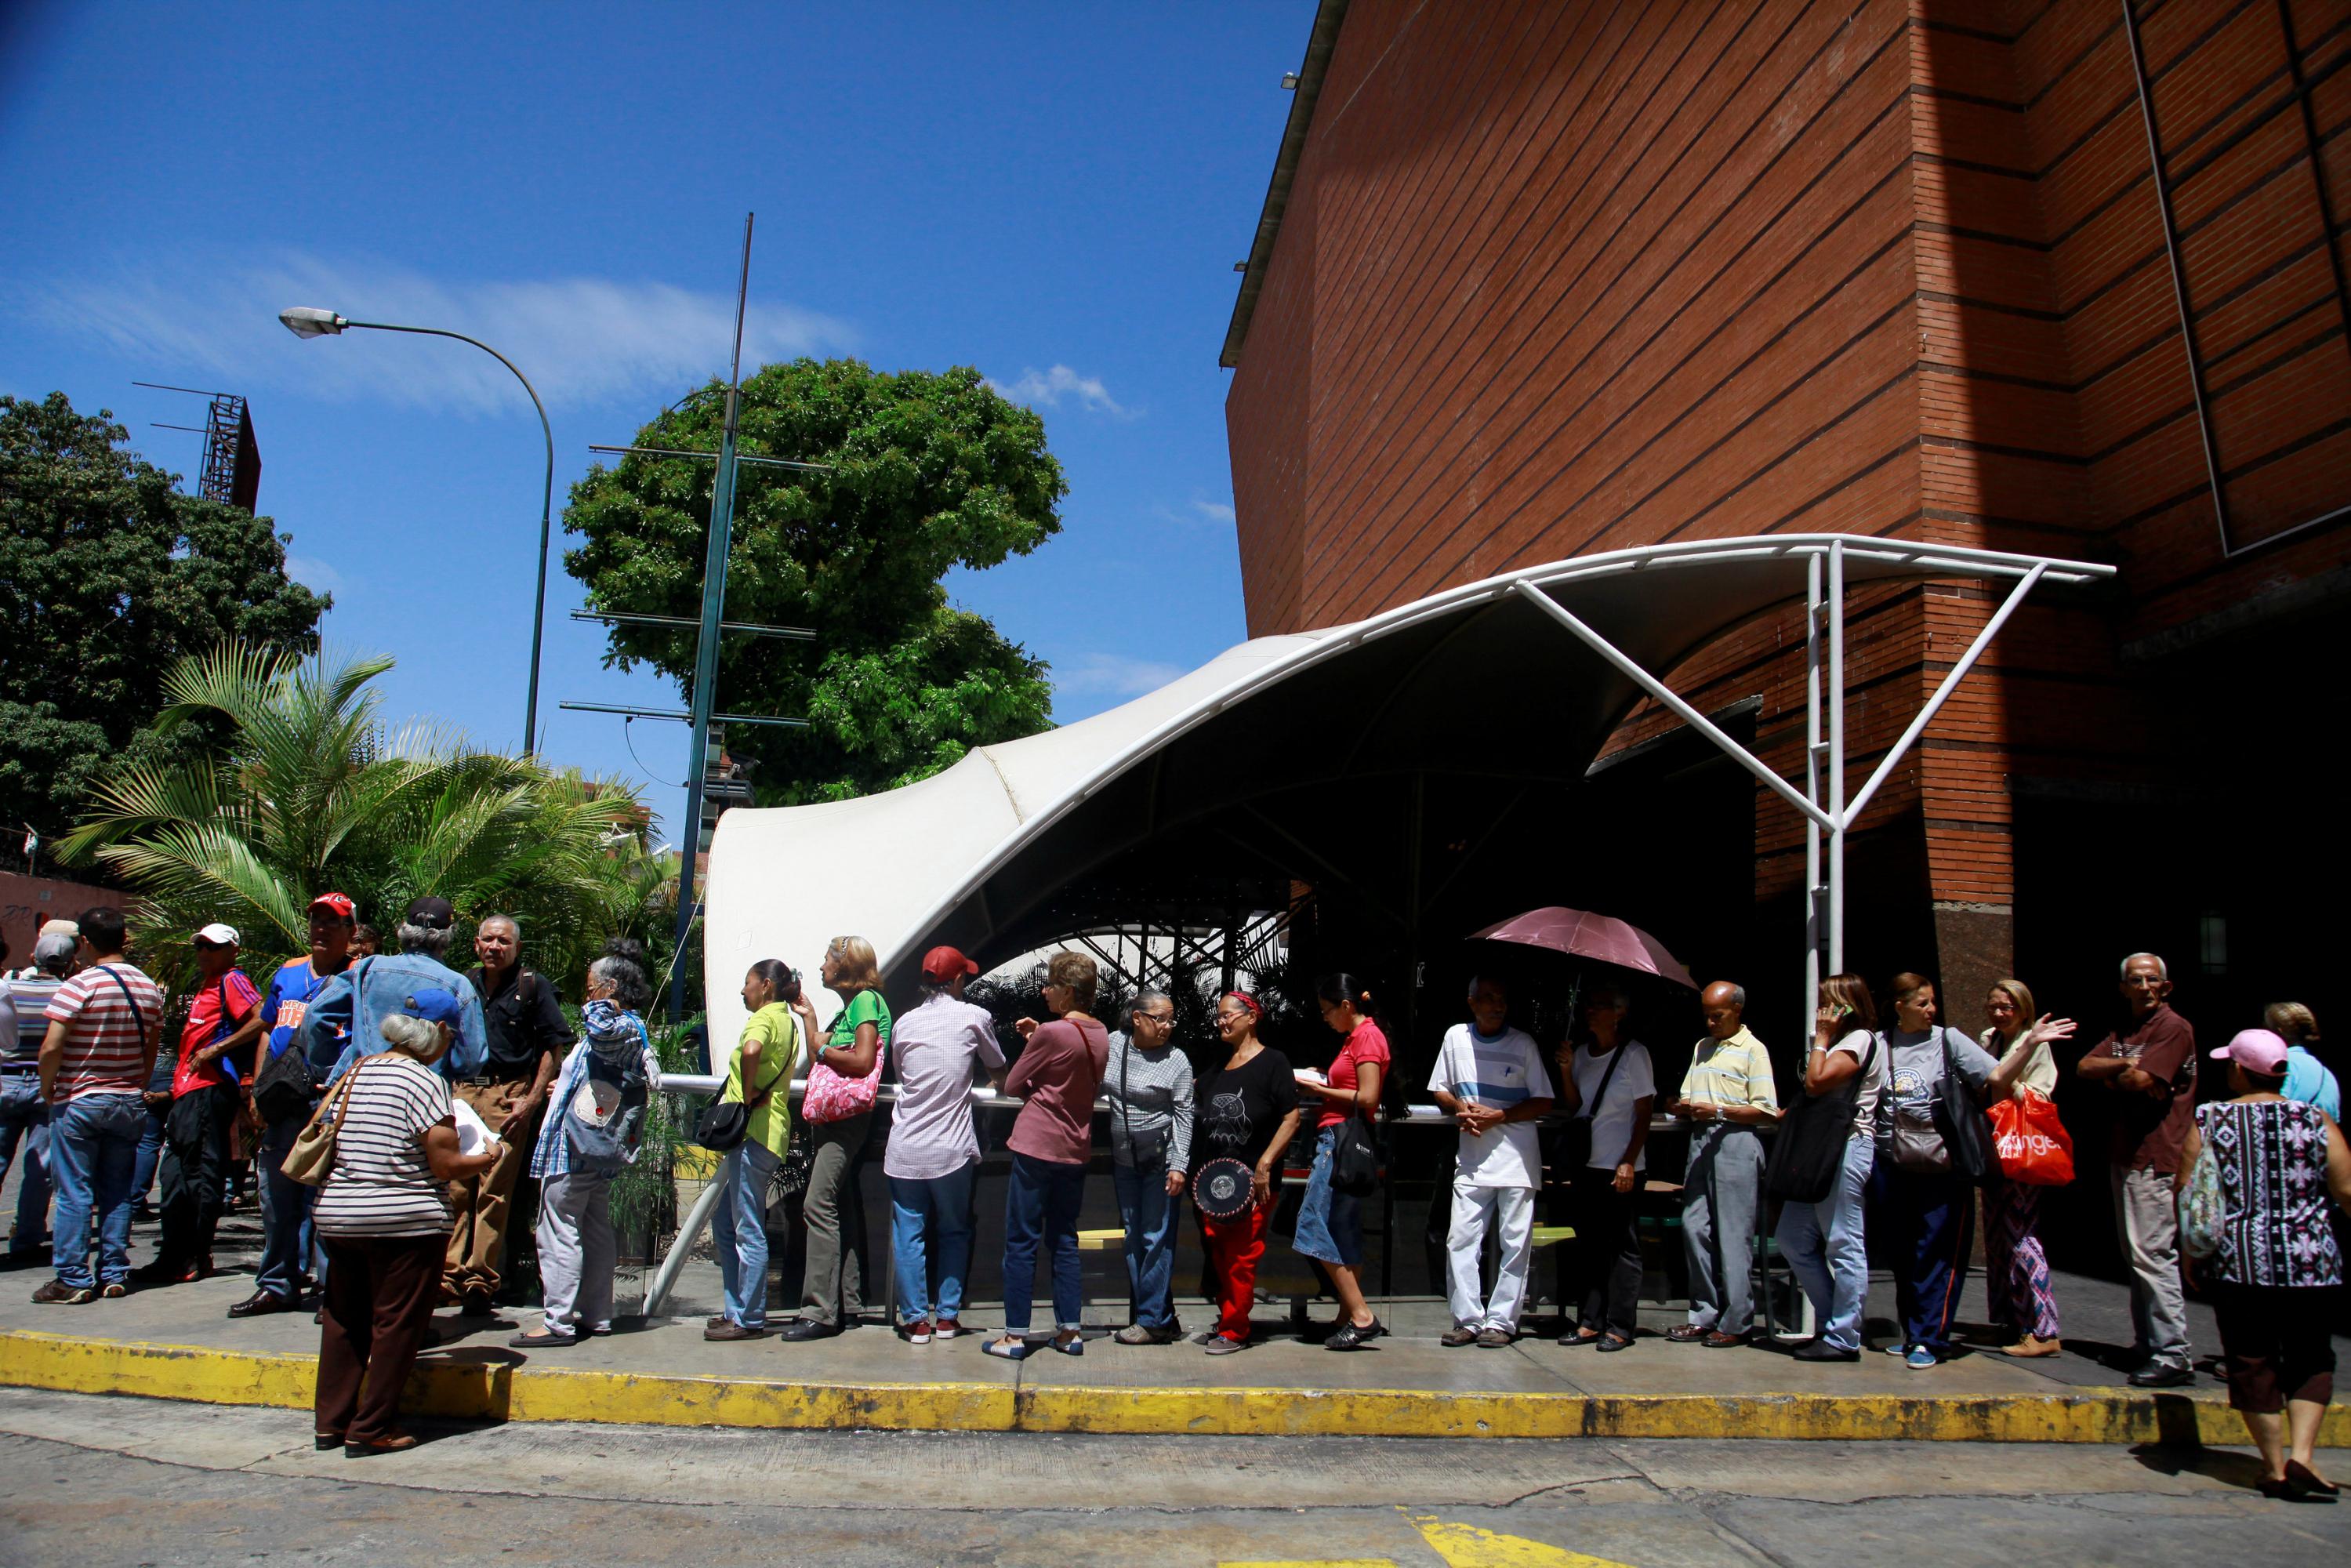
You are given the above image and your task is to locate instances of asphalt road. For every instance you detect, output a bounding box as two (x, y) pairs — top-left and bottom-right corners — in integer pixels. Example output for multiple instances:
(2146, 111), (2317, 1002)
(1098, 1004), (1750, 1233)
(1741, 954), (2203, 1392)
(0, 1388), (2346, 1567)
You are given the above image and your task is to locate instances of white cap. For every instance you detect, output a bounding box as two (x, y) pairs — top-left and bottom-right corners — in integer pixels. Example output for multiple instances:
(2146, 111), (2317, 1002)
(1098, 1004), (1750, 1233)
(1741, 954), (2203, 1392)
(193, 923), (241, 947)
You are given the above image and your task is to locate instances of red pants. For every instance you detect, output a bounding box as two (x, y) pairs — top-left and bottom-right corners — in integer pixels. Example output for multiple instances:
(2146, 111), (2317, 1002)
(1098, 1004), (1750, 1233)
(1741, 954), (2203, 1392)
(1200, 1203), (1268, 1343)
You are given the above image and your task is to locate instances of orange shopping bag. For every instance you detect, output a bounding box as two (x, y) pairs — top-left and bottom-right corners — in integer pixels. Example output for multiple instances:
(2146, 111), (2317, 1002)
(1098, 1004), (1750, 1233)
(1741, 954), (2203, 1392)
(1988, 1087), (2073, 1186)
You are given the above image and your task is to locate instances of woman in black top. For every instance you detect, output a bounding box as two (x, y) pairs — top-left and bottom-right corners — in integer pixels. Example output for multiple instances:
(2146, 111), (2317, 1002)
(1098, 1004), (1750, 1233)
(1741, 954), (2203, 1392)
(1193, 991), (1300, 1354)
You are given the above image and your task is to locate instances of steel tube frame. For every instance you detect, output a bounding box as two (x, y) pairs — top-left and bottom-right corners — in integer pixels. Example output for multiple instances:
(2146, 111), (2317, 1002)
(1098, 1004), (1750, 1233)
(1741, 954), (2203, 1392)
(1515, 540), (2064, 1017)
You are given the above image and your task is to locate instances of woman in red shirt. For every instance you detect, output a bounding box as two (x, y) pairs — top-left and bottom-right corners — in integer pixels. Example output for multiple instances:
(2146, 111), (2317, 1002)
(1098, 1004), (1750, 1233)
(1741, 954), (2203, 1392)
(1293, 973), (1389, 1350)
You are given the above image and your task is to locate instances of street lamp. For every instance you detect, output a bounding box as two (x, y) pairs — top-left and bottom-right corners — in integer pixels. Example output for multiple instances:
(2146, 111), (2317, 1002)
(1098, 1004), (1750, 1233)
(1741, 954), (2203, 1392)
(278, 306), (556, 755)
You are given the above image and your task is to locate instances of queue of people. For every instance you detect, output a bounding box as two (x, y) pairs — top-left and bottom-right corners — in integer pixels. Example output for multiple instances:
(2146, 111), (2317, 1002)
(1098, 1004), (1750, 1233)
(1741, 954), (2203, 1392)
(8, 910), (2346, 1494)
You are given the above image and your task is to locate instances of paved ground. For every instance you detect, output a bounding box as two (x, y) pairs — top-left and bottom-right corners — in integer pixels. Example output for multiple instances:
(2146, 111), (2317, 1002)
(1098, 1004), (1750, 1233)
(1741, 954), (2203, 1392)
(0, 1387), (2346, 1567)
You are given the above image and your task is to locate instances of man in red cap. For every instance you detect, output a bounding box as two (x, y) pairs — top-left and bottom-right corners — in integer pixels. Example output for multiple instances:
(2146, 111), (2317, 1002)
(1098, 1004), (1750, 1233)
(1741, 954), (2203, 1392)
(880, 946), (1005, 1341)
(231, 893), (355, 1317)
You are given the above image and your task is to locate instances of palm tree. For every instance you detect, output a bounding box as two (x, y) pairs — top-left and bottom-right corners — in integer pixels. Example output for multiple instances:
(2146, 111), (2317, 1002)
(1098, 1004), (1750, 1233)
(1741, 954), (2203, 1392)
(61, 643), (648, 989)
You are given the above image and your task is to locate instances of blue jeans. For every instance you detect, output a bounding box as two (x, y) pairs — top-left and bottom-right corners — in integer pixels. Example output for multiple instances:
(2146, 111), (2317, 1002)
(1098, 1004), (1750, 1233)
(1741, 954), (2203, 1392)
(712, 1140), (779, 1329)
(132, 1099), (168, 1206)
(1001, 1150), (1085, 1334)
(1291, 1125), (1364, 1268)
(0, 1075), (53, 1255)
(255, 1117), (320, 1300)
(49, 1093), (143, 1289)
(1776, 1133), (1874, 1351)
(1111, 1156), (1179, 1329)
(889, 1163), (978, 1325)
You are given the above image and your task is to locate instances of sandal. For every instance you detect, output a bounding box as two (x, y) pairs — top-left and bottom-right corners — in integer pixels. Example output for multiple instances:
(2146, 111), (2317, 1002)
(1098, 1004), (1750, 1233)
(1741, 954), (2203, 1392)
(507, 1327), (579, 1348)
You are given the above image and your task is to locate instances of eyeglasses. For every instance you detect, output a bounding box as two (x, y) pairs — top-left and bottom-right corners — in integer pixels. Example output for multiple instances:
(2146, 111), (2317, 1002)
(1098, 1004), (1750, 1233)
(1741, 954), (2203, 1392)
(1137, 1011), (1175, 1026)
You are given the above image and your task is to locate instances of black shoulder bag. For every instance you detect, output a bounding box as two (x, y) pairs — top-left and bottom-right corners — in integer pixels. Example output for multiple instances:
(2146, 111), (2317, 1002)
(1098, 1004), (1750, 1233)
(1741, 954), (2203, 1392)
(1764, 1033), (1879, 1203)
(697, 1038), (789, 1152)
(1327, 1041), (1383, 1196)
(1928, 1025), (1993, 1185)
(1555, 1042), (1627, 1173)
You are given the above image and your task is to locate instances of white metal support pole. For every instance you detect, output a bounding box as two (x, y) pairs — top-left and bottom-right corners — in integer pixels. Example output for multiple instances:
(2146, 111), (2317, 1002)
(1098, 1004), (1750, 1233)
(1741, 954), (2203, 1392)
(1510, 582), (1836, 831)
(1839, 563), (2048, 826)
(1827, 540), (1847, 973)
(1804, 550), (1825, 1047)
(644, 1171), (727, 1317)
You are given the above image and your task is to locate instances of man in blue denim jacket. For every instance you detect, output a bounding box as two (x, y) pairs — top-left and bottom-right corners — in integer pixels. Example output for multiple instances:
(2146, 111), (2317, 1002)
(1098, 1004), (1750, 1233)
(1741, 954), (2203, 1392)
(299, 896), (486, 1083)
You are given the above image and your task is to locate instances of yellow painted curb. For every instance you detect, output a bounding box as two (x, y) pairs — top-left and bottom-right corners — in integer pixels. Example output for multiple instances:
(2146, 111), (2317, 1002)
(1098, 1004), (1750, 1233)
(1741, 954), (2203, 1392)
(2, 1329), (2345, 1444)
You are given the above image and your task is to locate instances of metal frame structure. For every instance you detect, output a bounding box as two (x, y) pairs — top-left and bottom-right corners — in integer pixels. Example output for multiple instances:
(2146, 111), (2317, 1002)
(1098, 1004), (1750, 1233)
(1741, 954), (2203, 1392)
(657, 532), (2116, 1312)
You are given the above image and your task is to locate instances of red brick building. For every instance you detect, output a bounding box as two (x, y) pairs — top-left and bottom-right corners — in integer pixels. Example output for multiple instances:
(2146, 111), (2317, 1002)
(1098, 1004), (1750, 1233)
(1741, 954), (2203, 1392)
(1222, 0), (2351, 1034)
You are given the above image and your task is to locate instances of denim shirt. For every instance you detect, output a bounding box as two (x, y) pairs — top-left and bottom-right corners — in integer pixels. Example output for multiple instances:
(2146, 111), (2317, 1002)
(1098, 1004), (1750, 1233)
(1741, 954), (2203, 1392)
(299, 953), (488, 1083)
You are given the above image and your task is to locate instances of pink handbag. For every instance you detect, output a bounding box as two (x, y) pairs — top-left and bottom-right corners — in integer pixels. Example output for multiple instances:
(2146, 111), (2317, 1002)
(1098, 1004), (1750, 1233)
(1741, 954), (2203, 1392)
(801, 1031), (880, 1123)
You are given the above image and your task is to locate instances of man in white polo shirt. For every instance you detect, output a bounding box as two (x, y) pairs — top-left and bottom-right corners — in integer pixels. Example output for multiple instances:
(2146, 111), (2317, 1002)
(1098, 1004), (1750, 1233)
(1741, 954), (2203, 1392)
(1428, 975), (1553, 1347)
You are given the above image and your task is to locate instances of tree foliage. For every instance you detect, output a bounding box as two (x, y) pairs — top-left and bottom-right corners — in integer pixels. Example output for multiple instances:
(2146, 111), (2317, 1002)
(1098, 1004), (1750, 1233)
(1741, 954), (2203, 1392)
(60, 643), (648, 993)
(0, 393), (328, 841)
(563, 359), (1063, 804)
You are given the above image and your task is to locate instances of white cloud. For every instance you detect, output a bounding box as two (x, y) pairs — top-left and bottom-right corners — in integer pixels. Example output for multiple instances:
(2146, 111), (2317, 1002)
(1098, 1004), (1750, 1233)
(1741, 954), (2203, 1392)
(15, 251), (855, 414)
(987, 364), (1133, 419)
(282, 554), (344, 594)
(1054, 652), (1184, 699)
(1191, 499), (1235, 524)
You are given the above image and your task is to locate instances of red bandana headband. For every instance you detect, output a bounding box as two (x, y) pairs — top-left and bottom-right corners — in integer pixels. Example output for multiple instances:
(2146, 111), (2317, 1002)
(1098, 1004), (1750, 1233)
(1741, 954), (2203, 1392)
(1222, 989), (1262, 1018)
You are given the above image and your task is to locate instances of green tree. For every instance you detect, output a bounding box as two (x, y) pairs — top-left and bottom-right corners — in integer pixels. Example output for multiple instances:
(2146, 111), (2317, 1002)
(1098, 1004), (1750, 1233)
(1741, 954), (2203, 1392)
(0, 392), (328, 843)
(59, 643), (646, 991)
(563, 358), (1062, 803)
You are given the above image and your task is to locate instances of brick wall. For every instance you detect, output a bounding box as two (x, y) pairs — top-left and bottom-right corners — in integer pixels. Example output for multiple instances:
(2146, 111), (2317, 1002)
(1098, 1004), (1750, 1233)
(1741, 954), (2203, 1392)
(1226, 0), (2351, 964)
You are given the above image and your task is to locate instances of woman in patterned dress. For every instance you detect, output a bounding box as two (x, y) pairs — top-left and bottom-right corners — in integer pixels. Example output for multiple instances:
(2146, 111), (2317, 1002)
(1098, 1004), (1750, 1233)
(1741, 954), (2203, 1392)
(1978, 978), (2075, 1357)
(2177, 1028), (2351, 1500)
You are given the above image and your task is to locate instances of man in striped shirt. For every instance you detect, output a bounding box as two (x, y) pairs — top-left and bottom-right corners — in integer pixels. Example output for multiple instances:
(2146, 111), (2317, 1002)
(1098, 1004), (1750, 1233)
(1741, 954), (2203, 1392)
(33, 907), (164, 1304)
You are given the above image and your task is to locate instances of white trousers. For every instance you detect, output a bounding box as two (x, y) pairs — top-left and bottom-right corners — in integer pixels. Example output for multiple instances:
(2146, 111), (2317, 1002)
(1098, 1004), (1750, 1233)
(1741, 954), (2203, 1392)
(536, 1170), (615, 1333)
(1446, 1181), (1536, 1331)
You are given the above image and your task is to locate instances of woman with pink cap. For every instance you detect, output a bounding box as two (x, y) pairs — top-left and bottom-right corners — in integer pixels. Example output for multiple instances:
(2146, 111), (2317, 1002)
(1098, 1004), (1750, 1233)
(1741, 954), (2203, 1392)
(2177, 1027), (2351, 1500)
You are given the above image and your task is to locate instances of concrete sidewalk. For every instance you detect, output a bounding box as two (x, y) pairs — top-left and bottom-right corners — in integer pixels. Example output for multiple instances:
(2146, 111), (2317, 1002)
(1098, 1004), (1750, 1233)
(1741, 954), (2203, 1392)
(2, 1182), (2344, 1443)
(2, 1257), (2344, 1443)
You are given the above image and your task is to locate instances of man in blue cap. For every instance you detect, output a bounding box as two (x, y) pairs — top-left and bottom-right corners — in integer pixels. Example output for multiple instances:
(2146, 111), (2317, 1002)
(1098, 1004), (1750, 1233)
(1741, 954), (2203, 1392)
(298, 896), (486, 1087)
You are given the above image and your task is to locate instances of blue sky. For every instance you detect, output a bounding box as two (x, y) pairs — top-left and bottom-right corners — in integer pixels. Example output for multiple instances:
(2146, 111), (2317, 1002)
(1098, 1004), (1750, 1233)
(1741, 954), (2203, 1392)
(0, 1), (1303, 842)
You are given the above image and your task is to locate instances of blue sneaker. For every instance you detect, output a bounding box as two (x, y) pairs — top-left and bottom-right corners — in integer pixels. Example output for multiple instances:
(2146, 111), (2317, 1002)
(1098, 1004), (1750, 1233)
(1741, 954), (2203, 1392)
(1904, 1345), (1938, 1370)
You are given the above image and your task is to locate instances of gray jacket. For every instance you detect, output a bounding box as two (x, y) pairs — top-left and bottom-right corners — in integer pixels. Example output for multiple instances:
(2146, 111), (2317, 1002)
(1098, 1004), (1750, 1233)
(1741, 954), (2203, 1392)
(1105, 1031), (1195, 1170)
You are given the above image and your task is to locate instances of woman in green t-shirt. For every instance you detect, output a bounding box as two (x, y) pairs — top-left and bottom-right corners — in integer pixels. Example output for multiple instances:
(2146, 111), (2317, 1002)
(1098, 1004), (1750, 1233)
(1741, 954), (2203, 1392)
(775, 935), (891, 1341)
(706, 960), (807, 1341)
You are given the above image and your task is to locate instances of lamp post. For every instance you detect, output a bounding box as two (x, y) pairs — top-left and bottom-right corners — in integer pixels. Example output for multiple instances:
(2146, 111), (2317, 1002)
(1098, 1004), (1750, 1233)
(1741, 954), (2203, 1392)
(278, 307), (556, 755)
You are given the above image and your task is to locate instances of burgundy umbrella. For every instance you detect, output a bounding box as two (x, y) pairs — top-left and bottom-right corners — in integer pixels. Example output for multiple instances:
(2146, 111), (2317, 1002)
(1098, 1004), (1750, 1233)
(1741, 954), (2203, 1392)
(1468, 906), (1697, 989)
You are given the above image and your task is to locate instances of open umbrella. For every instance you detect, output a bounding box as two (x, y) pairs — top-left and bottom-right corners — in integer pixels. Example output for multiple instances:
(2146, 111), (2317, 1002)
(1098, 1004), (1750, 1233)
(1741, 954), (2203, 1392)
(1468, 906), (1696, 989)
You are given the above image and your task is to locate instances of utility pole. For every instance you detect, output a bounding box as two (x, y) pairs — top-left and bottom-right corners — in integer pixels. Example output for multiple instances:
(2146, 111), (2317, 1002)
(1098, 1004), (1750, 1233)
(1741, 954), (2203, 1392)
(561, 212), (825, 1021)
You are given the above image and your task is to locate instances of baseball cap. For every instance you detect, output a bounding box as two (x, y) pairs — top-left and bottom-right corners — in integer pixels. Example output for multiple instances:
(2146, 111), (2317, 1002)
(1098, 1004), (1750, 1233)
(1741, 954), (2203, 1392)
(307, 891), (357, 920)
(38, 919), (77, 938)
(404, 895), (455, 931)
(2211, 1028), (2289, 1076)
(192, 923), (241, 948)
(920, 946), (978, 983)
(400, 989), (467, 1029)
(32, 932), (77, 969)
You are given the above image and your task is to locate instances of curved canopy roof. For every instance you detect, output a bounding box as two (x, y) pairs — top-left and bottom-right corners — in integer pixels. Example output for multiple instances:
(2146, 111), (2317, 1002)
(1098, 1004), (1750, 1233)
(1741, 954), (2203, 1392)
(702, 535), (2110, 1046)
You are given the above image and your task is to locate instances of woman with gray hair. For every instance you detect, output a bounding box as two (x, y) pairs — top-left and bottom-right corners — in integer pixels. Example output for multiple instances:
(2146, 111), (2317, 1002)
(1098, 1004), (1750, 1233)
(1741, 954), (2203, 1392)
(510, 956), (662, 1348)
(312, 990), (496, 1456)
(1108, 989), (1193, 1345)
